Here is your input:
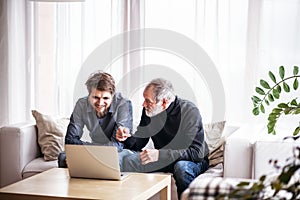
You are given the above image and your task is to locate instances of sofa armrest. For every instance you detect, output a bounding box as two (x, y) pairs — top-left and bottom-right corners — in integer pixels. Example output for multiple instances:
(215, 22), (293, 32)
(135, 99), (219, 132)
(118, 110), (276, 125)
(223, 123), (265, 179)
(0, 122), (40, 187)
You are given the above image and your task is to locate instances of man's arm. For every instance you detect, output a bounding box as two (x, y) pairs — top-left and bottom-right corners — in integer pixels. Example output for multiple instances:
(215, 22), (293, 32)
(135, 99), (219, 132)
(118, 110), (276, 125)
(113, 99), (137, 148)
(158, 107), (209, 163)
(65, 100), (90, 145)
(65, 114), (88, 144)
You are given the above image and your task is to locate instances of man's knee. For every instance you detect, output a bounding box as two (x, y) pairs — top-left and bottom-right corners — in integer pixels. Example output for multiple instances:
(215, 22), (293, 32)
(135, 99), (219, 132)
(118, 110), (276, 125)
(173, 160), (209, 178)
(122, 153), (142, 172)
(173, 161), (192, 177)
(119, 149), (136, 171)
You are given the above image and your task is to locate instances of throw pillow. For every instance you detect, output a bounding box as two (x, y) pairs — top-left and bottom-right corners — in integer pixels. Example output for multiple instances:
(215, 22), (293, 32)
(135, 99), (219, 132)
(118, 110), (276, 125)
(204, 121), (226, 167)
(32, 110), (69, 161)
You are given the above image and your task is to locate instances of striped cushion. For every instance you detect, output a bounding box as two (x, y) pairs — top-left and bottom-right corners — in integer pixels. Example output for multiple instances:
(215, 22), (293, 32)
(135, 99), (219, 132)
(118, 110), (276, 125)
(188, 177), (251, 200)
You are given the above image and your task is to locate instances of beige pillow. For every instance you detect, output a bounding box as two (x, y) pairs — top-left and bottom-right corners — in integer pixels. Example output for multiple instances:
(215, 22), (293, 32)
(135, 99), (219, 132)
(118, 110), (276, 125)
(208, 145), (224, 167)
(204, 121), (226, 167)
(32, 110), (69, 161)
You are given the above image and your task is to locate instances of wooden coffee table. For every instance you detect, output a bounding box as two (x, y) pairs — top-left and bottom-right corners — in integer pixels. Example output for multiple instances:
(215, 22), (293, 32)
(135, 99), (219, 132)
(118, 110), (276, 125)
(0, 168), (171, 200)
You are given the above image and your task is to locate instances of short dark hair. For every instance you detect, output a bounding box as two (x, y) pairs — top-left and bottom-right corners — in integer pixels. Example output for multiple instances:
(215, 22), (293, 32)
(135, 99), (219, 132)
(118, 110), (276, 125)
(85, 71), (116, 95)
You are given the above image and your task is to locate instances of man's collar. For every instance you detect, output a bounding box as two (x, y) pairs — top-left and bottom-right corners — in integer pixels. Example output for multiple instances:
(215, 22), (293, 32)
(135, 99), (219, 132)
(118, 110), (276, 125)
(165, 96), (177, 113)
(107, 93), (117, 113)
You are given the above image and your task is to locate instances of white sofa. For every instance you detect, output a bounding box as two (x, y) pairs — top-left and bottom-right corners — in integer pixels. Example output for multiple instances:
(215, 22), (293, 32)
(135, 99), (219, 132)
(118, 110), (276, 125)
(183, 123), (300, 200)
(0, 121), (240, 200)
(224, 123), (300, 179)
(0, 122), (58, 188)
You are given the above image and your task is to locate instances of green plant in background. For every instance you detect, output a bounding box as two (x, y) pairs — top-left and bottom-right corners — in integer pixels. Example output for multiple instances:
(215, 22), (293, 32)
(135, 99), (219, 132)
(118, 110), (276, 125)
(251, 65), (300, 136)
(216, 66), (300, 200)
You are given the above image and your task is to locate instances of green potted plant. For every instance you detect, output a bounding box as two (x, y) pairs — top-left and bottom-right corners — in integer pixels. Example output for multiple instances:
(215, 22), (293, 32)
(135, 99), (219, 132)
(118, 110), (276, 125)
(251, 65), (300, 136)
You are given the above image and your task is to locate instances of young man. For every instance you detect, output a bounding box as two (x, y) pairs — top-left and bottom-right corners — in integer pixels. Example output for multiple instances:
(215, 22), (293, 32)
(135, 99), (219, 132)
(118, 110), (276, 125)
(122, 78), (209, 199)
(59, 71), (134, 168)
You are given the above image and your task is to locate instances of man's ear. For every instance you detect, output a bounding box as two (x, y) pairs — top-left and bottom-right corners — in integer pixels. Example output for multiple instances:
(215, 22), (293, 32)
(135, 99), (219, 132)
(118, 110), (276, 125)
(161, 98), (169, 110)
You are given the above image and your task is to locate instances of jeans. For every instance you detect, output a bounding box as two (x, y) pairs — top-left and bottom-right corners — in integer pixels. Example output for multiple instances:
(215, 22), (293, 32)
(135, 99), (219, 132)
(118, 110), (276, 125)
(58, 151), (67, 168)
(173, 160), (209, 198)
(123, 153), (209, 199)
(118, 149), (136, 171)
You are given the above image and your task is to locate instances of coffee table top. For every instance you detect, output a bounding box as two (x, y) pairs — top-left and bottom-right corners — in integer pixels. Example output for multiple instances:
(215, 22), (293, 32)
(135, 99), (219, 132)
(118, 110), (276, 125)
(0, 168), (171, 200)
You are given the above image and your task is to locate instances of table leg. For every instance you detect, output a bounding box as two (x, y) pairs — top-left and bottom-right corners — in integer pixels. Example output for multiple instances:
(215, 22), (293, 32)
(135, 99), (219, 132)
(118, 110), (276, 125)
(160, 183), (171, 200)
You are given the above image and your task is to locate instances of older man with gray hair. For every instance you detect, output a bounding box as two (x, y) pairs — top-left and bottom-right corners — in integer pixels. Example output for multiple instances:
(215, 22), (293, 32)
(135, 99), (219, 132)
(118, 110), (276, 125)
(123, 78), (209, 199)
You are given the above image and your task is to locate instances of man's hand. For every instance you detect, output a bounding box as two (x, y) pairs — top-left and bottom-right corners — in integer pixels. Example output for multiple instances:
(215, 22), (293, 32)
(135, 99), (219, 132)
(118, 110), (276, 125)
(116, 126), (131, 142)
(139, 149), (159, 165)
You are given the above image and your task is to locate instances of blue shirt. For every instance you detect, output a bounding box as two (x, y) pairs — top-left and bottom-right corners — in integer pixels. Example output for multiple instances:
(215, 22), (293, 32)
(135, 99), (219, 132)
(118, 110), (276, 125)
(65, 92), (134, 151)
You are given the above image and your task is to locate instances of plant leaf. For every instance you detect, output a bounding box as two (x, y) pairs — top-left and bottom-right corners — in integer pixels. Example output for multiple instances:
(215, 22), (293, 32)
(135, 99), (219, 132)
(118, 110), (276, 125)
(283, 82), (290, 92)
(237, 182), (250, 187)
(278, 103), (289, 108)
(269, 71), (277, 83)
(268, 94), (274, 102)
(267, 122), (276, 134)
(269, 129), (276, 135)
(269, 113), (279, 118)
(259, 175), (266, 182)
(252, 107), (260, 115)
(294, 127), (300, 136)
(284, 107), (292, 115)
(271, 181), (282, 190)
(273, 88), (280, 99)
(251, 96), (262, 104)
(291, 99), (298, 106)
(294, 108), (300, 114)
(294, 66), (299, 75)
(293, 78), (299, 90)
(260, 79), (271, 89)
(255, 87), (265, 95)
(277, 85), (281, 93)
(265, 99), (269, 105)
(279, 66), (285, 79)
(278, 165), (298, 184)
(268, 117), (277, 124)
(260, 104), (265, 113)
(272, 108), (283, 114)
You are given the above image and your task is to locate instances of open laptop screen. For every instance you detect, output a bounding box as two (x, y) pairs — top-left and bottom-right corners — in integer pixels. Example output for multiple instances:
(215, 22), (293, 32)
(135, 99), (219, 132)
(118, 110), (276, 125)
(65, 145), (124, 180)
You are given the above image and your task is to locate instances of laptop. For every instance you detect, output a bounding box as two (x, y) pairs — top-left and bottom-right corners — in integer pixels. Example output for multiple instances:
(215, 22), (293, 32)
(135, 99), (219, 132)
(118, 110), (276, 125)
(65, 144), (130, 181)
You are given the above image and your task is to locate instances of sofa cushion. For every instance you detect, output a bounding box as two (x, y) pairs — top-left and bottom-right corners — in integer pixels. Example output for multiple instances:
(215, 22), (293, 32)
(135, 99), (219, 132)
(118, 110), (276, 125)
(187, 176), (257, 200)
(204, 121), (226, 167)
(253, 139), (300, 179)
(223, 124), (265, 179)
(188, 177), (237, 200)
(22, 157), (58, 179)
(204, 121), (226, 153)
(32, 110), (69, 161)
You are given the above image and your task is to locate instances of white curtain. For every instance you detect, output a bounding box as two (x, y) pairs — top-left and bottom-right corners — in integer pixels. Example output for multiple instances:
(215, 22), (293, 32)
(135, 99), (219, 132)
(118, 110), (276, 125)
(0, 0), (32, 126)
(143, 0), (300, 125)
(0, 0), (9, 126)
(1, 0), (300, 127)
(26, 0), (143, 118)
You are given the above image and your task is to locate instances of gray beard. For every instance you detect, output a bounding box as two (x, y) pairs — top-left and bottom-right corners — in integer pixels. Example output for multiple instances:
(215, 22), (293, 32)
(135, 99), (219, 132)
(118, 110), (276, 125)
(146, 105), (164, 117)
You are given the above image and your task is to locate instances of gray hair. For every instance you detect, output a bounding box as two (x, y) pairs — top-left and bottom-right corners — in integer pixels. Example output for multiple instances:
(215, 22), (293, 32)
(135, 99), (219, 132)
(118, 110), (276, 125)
(145, 78), (176, 102)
